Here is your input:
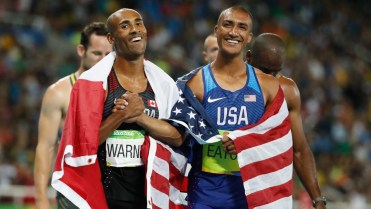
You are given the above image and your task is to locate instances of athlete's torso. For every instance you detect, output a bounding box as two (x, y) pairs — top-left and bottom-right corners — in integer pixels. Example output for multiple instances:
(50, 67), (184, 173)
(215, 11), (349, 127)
(202, 64), (265, 131)
(188, 64), (265, 208)
(98, 69), (159, 205)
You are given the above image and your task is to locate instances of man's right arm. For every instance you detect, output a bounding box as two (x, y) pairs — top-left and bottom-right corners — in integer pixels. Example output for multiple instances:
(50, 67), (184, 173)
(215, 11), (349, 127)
(34, 87), (63, 209)
(106, 93), (185, 147)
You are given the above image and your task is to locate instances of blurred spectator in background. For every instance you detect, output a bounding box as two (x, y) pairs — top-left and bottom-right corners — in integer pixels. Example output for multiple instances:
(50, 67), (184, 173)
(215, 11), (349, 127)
(34, 22), (111, 209)
(0, 0), (370, 207)
(202, 33), (218, 64)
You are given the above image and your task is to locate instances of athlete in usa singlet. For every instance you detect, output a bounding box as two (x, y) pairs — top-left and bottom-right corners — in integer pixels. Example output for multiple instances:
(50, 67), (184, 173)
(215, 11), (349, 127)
(98, 69), (159, 209)
(188, 64), (265, 209)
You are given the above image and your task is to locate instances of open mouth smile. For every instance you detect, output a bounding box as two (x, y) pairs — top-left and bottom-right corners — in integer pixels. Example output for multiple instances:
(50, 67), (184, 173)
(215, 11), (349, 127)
(130, 37), (142, 42)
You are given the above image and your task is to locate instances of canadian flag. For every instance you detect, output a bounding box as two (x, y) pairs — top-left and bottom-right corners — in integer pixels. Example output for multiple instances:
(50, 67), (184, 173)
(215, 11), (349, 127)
(148, 99), (158, 107)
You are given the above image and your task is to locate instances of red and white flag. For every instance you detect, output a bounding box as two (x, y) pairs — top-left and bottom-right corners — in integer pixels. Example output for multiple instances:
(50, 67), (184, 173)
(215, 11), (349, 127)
(51, 52), (184, 209)
(230, 88), (293, 209)
(148, 99), (158, 108)
(141, 136), (188, 209)
(168, 81), (293, 209)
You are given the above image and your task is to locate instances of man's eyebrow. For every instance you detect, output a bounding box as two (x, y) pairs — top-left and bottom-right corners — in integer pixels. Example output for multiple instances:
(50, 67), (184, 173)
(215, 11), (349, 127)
(119, 18), (143, 26)
(238, 22), (249, 27)
(135, 18), (143, 22)
(222, 19), (233, 24)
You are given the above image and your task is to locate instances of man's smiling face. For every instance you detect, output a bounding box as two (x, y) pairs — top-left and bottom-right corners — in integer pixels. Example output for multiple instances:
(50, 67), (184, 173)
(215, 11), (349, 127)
(215, 8), (253, 57)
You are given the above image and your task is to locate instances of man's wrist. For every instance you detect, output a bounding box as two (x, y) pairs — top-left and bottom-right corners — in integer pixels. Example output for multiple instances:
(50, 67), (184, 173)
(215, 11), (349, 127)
(312, 196), (327, 208)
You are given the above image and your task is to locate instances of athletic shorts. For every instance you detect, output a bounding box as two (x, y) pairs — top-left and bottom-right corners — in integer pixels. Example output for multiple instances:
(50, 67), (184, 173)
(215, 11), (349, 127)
(56, 192), (78, 209)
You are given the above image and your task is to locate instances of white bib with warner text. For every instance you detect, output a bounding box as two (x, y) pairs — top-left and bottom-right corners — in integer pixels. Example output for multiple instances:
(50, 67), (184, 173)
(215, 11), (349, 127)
(106, 130), (145, 167)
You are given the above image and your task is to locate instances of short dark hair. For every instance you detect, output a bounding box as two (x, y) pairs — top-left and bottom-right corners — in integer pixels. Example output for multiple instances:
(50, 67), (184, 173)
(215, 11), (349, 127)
(217, 5), (253, 25)
(80, 22), (108, 49)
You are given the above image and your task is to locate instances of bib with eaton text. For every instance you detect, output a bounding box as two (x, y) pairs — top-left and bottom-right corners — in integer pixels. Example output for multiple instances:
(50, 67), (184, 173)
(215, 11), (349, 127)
(202, 130), (240, 175)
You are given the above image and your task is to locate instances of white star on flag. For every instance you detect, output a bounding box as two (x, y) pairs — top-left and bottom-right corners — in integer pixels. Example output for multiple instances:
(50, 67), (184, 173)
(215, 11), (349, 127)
(199, 120), (206, 128)
(187, 111), (196, 119)
(172, 107), (182, 115)
(178, 97), (185, 103)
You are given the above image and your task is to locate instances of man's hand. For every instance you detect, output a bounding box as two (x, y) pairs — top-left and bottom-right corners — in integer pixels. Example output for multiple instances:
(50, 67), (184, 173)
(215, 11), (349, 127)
(112, 92), (145, 123)
(221, 132), (236, 154)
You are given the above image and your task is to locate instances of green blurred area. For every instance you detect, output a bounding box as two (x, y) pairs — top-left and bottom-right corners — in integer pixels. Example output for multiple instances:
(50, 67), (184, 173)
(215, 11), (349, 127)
(0, 205), (33, 209)
(0, 204), (56, 209)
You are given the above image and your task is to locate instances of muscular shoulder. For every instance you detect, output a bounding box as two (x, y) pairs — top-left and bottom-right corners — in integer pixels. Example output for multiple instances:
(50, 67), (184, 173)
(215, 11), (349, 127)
(254, 68), (280, 106)
(277, 74), (301, 111)
(186, 69), (203, 101)
(42, 75), (73, 110)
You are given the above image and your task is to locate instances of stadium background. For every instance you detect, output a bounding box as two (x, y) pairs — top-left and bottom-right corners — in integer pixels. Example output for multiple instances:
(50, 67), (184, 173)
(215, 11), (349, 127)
(0, 0), (370, 208)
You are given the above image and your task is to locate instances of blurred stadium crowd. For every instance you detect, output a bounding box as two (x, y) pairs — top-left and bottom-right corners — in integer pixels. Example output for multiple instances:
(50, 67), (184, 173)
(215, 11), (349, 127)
(0, 0), (370, 207)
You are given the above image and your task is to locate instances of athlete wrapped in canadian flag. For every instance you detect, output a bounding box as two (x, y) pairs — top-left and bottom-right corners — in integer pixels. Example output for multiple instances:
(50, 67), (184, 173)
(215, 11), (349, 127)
(51, 52), (187, 209)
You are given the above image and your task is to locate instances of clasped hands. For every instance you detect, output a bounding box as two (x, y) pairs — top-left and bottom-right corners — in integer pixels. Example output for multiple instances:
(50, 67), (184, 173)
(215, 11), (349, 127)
(113, 93), (237, 153)
(112, 92), (145, 123)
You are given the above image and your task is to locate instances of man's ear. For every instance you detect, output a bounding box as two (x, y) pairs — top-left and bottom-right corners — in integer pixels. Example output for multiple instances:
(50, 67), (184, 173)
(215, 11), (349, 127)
(246, 50), (252, 63)
(107, 33), (114, 44)
(76, 44), (85, 57)
(202, 51), (208, 63)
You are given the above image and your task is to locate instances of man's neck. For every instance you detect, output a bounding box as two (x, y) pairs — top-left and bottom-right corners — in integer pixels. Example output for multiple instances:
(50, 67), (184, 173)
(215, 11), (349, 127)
(212, 56), (246, 76)
(74, 68), (85, 79)
(113, 57), (145, 78)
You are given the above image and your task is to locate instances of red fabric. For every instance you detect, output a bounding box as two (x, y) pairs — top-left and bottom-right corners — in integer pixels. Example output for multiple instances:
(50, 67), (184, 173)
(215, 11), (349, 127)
(53, 79), (108, 209)
(141, 137), (188, 209)
(234, 89), (293, 209)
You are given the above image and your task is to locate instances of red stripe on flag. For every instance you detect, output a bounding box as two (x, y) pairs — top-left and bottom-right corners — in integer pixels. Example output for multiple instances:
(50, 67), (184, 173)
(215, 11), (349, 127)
(240, 147), (293, 180)
(170, 201), (188, 209)
(246, 180), (293, 208)
(234, 116), (291, 152)
(151, 170), (170, 195)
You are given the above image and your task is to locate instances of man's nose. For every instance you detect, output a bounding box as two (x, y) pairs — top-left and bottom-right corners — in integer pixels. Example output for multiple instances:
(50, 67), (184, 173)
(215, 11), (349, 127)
(228, 25), (239, 36)
(129, 25), (140, 35)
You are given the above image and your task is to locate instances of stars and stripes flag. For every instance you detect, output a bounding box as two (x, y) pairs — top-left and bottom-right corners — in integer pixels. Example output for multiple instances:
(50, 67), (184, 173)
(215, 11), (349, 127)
(166, 67), (293, 209)
(51, 52), (188, 209)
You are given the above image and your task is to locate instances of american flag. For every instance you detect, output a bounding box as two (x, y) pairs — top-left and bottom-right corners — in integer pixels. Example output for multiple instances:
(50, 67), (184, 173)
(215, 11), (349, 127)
(244, 94), (256, 102)
(141, 136), (188, 209)
(51, 52), (187, 209)
(166, 67), (293, 209)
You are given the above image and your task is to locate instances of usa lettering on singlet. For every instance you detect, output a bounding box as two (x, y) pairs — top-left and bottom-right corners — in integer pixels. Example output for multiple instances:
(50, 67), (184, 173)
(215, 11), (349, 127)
(200, 64), (265, 175)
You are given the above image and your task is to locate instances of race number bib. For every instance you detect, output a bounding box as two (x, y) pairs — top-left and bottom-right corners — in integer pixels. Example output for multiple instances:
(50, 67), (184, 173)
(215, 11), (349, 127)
(106, 130), (145, 167)
(202, 130), (239, 175)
